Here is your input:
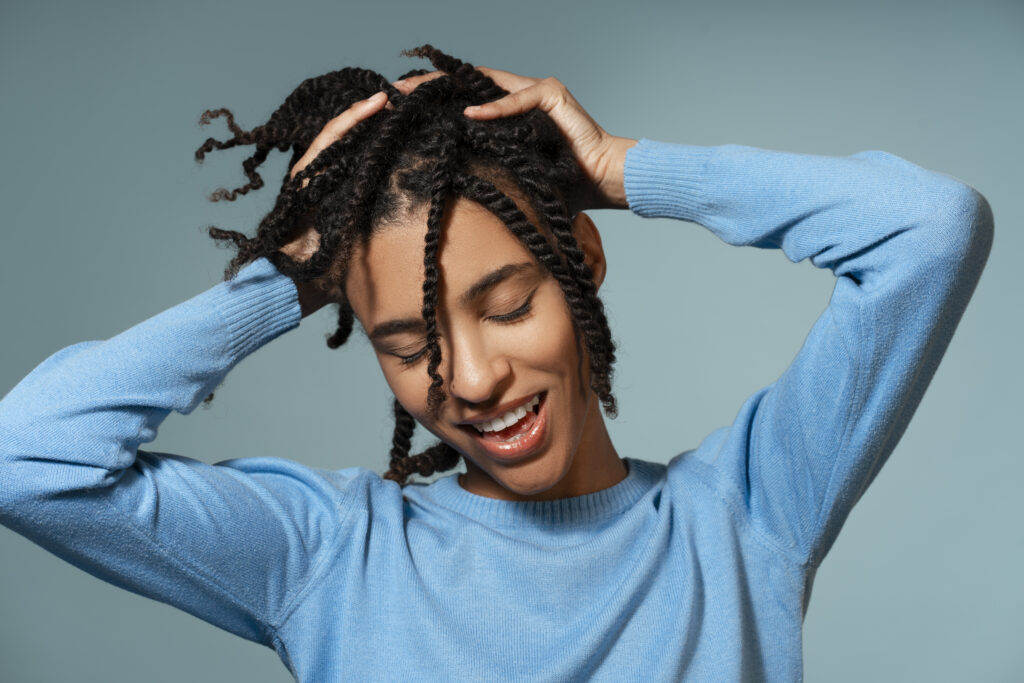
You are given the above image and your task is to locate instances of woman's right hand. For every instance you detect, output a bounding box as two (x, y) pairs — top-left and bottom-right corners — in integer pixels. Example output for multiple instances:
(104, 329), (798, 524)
(393, 68), (637, 214)
(279, 91), (390, 318)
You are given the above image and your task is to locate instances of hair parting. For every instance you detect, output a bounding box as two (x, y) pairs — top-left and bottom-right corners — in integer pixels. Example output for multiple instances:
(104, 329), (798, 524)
(196, 44), (616, 485)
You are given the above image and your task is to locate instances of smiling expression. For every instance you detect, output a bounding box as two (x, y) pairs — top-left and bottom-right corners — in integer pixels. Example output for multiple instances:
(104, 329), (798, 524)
(343, 193), (626, 501)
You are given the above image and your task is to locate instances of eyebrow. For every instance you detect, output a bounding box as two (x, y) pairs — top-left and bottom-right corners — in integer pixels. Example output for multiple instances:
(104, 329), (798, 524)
(368, 262), (536, 341)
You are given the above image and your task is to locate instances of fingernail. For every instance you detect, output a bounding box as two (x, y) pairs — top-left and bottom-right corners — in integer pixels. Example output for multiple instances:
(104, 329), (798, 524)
(368, 91), (386, 102)
(392, 79), (407, 88)
(464, 105), (480, 113)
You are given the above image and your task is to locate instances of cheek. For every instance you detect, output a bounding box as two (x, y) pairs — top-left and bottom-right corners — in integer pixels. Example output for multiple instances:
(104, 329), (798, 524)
(509, 292), (580, 377)
(376, 288), (579, 426)
(377, 357), (433, 422)
(529, 320), (577, 374)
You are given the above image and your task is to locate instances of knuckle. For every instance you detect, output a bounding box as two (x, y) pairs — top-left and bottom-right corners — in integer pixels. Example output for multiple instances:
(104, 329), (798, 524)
(541, 77), (569, 103)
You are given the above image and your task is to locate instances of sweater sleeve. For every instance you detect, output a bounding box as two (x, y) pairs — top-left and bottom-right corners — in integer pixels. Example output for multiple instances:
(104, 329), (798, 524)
(0, 257), (357, 646)
(624, 140), (993, 567)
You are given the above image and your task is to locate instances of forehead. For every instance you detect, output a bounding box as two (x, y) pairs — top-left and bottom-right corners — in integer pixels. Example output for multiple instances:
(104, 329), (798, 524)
(344, 196), (538, 322)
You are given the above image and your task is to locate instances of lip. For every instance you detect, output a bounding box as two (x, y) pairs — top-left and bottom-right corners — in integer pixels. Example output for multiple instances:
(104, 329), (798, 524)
(459, 391), (549, 463)
(457, 391), (543, 427)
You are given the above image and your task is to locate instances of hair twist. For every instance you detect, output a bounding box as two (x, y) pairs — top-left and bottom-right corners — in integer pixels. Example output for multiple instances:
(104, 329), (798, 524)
(196, 45), (618, 484)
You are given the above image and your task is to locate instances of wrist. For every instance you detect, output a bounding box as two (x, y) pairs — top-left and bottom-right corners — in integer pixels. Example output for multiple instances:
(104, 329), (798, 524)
(293, 279), (326, 319)
(598, 136), (638, 209)
(292, 275), (345, 319)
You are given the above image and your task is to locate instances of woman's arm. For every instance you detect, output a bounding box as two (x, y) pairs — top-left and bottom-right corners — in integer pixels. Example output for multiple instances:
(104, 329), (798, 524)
(447, 68), (992, 567)
(0, 258), (366, 645)
(624, 140), (993, 567)
(0, 93), (398, 645)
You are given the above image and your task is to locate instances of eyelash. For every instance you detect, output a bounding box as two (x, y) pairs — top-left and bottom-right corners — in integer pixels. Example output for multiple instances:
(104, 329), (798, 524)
(395, 293), (535, 366)
(397, 348), (428, 366)
(487, 294), (535, 324)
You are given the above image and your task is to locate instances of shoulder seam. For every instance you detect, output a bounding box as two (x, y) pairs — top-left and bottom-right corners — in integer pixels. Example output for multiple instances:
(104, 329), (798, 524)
(672, 454), (810, 571)
(270, 470), (371, 632)
(806, 302), (865, 568)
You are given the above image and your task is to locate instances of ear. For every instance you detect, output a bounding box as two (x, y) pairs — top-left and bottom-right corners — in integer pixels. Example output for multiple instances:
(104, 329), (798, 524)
(570, 212), (607, 290)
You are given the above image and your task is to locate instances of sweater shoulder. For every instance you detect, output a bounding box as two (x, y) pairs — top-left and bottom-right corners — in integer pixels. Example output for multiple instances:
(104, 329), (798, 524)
(214, 456), (397, 507)
(665, 434), (809, 569)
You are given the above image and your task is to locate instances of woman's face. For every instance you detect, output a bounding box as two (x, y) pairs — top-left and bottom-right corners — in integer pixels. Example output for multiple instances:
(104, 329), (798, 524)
(344, 195), (624, 501)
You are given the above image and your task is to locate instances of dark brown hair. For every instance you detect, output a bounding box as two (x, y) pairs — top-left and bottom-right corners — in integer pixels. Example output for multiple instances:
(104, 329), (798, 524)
(195, 45), (616, 485)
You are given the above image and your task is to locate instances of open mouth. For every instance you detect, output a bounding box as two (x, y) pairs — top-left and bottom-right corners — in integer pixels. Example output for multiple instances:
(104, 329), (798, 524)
(459, 391), (549, 460)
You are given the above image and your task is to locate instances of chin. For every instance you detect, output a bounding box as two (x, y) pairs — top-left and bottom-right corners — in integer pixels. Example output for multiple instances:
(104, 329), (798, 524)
(494, 458), (575, 499)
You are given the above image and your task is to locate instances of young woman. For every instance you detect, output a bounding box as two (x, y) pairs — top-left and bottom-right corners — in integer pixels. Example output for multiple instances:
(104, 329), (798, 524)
(0, 45), (992, 680)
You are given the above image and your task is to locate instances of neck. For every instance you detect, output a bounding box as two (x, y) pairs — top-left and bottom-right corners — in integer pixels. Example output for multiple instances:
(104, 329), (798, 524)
(459, 392), (626, 501)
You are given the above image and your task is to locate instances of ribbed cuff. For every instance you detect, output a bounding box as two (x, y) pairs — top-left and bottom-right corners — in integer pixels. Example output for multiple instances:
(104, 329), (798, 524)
(624, 138), (713, 223)
(212, 257), (302, 363)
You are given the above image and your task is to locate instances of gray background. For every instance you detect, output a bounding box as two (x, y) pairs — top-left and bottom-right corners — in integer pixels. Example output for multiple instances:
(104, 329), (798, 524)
(1, 0), (1020, 680)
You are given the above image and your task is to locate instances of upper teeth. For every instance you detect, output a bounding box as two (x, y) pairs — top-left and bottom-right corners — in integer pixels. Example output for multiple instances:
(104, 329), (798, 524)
(473, 394), (540, 433)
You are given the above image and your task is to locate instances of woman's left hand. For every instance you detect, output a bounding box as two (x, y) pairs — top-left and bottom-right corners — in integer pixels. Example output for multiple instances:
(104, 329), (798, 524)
(393, 69), (637, 213)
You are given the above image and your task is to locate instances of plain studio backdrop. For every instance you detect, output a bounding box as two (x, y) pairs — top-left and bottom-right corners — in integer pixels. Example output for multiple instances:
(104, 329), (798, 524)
(1, 0), (1020, 681)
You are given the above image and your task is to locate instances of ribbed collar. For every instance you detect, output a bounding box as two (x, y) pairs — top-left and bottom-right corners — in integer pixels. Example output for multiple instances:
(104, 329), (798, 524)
(420, 457), (664, 529)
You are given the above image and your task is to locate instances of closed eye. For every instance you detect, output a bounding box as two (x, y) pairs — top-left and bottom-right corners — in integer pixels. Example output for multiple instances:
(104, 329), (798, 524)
(390, 338), (433, 366)
(487, 291), (535, 324)
(391, 290), (537, 366)
(396, 346), (428, 366)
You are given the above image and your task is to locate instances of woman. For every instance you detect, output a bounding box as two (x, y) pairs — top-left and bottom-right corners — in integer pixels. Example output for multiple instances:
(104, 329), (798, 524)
(0, 45), (992, 680)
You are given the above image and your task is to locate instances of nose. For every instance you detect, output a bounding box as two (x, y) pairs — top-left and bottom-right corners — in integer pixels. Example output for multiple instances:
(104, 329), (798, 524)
(444, 330), (511, 406)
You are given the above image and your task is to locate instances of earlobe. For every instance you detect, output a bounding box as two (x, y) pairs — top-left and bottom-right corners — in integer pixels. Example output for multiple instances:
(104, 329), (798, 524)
(571, 212), (607, 290)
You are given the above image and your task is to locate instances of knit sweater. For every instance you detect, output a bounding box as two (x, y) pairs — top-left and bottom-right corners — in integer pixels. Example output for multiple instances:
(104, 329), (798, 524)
(0, 139), (992, 681)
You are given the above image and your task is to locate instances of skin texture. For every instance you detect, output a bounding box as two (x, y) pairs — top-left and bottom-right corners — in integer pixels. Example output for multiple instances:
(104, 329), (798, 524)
(344, 199), (627, 501)
(279, 65), (639, 498)
(280, 68), (638, 321)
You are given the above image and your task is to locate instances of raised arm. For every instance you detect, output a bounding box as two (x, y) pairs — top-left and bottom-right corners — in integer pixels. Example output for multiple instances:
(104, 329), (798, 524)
(0, 258), (340, 643)
(623, 140), (993, 567)
(385, 69), (998, 568)
(446, 67), (992, 566)
(0, 91), (394, 645)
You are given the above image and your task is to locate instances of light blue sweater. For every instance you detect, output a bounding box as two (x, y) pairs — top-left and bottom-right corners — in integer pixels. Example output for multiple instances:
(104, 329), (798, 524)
(0, 139), (992, 681)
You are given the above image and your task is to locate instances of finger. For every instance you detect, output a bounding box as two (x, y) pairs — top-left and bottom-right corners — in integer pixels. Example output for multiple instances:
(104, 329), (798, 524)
(290, 91), (388, 179)
(474, 66), (538, 93)
(463, 80), (552, 120)
(292, 91), (387, 177)
(392, 70), (445, 94)
(393, 67), (536, 103)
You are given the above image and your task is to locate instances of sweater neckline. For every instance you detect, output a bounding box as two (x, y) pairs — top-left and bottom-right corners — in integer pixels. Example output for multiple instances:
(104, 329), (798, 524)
(422, 457), (661, 528)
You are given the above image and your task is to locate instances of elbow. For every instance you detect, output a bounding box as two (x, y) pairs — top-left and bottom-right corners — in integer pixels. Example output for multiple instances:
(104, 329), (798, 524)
(903, 177), (994, 289)
(965, 186), (994, 268)
(860, 151), (993, 277)
(934, 183), (994, 283)
(0, 409), (84, 516)
(0, 418), (35, 515)
(0, 430), (26, 519)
